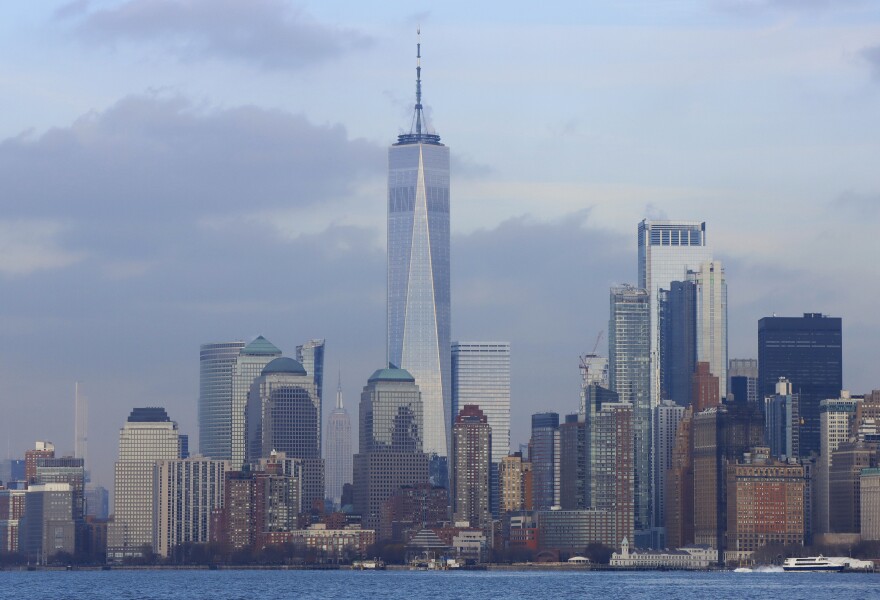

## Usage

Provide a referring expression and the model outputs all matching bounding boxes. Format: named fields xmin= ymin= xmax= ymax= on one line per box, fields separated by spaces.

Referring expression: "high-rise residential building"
xmin=386 ymin=37 xmax=451 ymax=458
xmin=815 ymin=393 xmax=860 ymax=535
xmin=353 ymin=367 xmax=429 ymax=531
xmin=24 ymin=441 xmax=55 ymax=484
xmin=451 ymin=342 xmax=510 ymax=516
xmin=559 ymin=414 xmax=586 ymax=511
xmin=764 ymin=377 xmax=800 ymax=459
xmin=199 ymin=341 xmax=246 ymax=461
xmin=692 ymin=361 xmax=720 ymax=413
xmin=728 ymin=359 xmax=758 ymax=404
xmin=665 ymin=406 xmax=694 ymax=549
xmin=758 ymin=314 xmax=843 ymax=457
xmin=498 ymin=453 xmax=532 ymax=514
xmin=296 ymin=339 xmax=326 ymax=409
xmin=609 ymin=284 xmax=651 ymax=537
xmin=451 ymin=405 xmax=491 ymax=529
xmin=231 ymin=336 xmax=283 ymax=468
xmin=589 ymin=401 xmax=635 ymax=544
xmin=153 ymin=457 xmax=230 ymax=557
xmin=692 ymin=400 xmax=765 ymax=555
xmin=18 ymin=483 xmax=75 ymax=563
xmin=246 ymin=356 xmax=323 ymax=511
xmin=654 ymin=400 xmax=685 ymax=535
xmin=529 ymin=412 xmax=559 ymax=510
xmin=0 ymin=486 xmax=27 ymax=553
xmin=325 ymin=375 xmax=352 ymax=508
xmin=107 ymin=407 xmax=185 ymax=561
xmin=726 ymin=448 xmax=805 ymax=554
xmin=380 ymin=483 xmax=449 ymax=542
xmin=692 ymin=261 xmax=727 ymax=399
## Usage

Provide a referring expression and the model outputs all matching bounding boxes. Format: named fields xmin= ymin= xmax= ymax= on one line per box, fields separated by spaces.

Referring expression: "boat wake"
xmin=734 ymin=566 xmax=784 ymax=573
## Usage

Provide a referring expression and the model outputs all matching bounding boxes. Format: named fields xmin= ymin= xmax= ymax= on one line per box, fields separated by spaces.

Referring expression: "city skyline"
xmin=1 ymin=2 xmax=880 ymax=493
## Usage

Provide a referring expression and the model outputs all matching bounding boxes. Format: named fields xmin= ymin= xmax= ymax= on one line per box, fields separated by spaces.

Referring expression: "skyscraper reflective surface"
xmin=199 ymin=341 xmax=246 ymax=460
xmin=387 ymin=37 xmax=451 ymax=457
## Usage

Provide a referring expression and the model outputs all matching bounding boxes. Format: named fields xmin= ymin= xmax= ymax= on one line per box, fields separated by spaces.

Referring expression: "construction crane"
xmin=579 ymin=331 xmax=605 ymax=386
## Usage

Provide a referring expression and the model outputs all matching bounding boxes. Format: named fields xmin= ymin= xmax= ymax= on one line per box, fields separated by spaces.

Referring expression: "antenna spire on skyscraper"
xmin=397 ymin=27 xmax=441 ymax=145
xmin=336 ymin=368 xmax=343 ymax=410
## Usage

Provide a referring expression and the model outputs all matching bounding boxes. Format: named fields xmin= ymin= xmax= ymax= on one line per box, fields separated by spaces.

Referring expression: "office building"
xmin=387 ymin=37 xmax=451 ymax=458
xmin=325 ymin=376 xmax=352 ymax=508
xmin=18 ymin=483 xmax=75 ymax=563
xmin=860 ymin=468 xmax=880 ymax=541
xmin=728 ymin=359 xmax=758 ymax=404
xmin=609 ymin=284 xmax=651 ymax=537
xmin=765 ymin=377 xmax=800 ymax=459
xmin=85 ymin=485 xmax=109 ymax=520
xmin=231 ymin=336 xmax=283 ymax=467
xmin=829 ymin=440 xmax=877 ymax=534
xmin=451 ymin=341 xmax=510 ymax=516
xmin=153 ymin=457 xmax=230 ymax=557
xmin=589 ymin=402 xmax=635 ymax=543
xmin=529 ymin=412 xmax=559 ymax=510
xmin=815 ymin=393 xmax=860 ymax=535
xmin=199 ymin=341 xmax=246 ymax=460
xmin=660 ymin=280 xmax=696 ymax=407
xmin=758 ymin=314 xmax=842 ymax=457
xmin=353 ymin=367 xmax=429 ymax=531
xmin=380 ymin=483 xmax=449 ymax=542
xmin=451 ymin=405 xmax=491 ymax=529
xmin=296 ymin=338 xmax=326 ymax=409
xmin=246 ymin=356 xmax=323 ymax=511
xmin=107 ymin=407 xmax=185 ymax=560
xmin=726 ymin=448 xmax=805 ymax=554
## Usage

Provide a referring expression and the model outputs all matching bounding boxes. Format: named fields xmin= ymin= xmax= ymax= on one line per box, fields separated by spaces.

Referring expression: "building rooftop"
xmin=127 ymin=407 xmax=170 ymax=422
xmin=241 ymin=335 xmax=282 ymax=357
xmin=368 ymin=365 xmax=416 ymax=384
xmin=261 ymin=356 xmax=307 ymax=376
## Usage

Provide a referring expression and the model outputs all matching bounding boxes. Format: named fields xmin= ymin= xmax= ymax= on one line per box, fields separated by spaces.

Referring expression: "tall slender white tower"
xmin=324 ymin=373 xmax=352 ymax=507
xmin=387 ymin=31 xmax=451 ymax=457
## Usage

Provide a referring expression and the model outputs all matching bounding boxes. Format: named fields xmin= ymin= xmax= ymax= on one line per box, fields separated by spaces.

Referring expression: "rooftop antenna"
xmin=415 ymin=27 xmax=423 ymax=136
xmin=336 ymin=368 xmax=343 ymax=410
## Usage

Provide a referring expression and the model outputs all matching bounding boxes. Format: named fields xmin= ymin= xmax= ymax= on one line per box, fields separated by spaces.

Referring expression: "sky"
xmin=1 ymin=0 xmax=879 ymax=489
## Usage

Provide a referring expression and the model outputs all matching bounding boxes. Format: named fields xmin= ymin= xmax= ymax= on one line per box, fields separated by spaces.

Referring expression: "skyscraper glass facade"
xmin=758 ymin=313 xmax=842 ymax=457
xmin=199 ymin=341 xmax=246 ymax=460
xmin=231 ymin=336 xmax=282 ymax=468
xmin=451 ymin=341 xmax=510 ymax=514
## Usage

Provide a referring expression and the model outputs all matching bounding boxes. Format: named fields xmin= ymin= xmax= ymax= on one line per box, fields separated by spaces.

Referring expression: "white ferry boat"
xmin=782 ymin=556 xmax=845 ymax=572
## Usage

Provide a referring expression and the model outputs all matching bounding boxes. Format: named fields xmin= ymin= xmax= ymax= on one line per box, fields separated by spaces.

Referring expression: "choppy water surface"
xmin=0 ymin=569 xmax=876 ymax=600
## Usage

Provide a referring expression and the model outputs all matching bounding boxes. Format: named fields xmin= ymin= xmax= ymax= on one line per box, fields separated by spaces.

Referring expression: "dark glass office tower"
xmin=660 ymin=281 xmax=697 ymax=407
xmin=758 ymin=313 xmax=842 ymax=457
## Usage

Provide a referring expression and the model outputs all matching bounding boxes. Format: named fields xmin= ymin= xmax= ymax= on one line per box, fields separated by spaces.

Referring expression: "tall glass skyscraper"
xmin=758 ymin=313 xmax=842 ymax=457
xmin=199 ymin=341 xmax=246 ymax=460
xmin=387 ymin=36 xmax=451 ymax=457
xmin=452 ymin=342 xmax=510 ymax=516
xmin=609 ymin=284 xmax=651 ymax=537
xmin=231 ymin=336 xmax=282 ymax=468
xmin=296 ymin=339 xmax=326 ymax=411
xmin=638 ymin=220 xmax=713 ymax=409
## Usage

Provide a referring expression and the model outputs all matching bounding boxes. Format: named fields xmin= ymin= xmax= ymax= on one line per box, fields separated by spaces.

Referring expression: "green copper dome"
xmin=261 ymin=357 xmax=307 ymax=376
xmin=368 ymin=365 xmax=415 ymax=383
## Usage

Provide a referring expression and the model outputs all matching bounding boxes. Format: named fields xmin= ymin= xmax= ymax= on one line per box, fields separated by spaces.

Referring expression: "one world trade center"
xmin=387 ymin=33 xmax=451 ymax=457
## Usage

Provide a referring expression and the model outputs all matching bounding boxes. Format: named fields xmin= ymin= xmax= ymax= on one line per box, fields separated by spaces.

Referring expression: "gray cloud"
xmin=862 ymin=45 xmax=880 ymax=80
xmin=717 ymin=0 xmax=866 ymax=14
xmin=0 ymin=93 xmax=383 ymax=263
xmin=831 ymin=190 xmax=880 ymax=217
xmin=62 ymin=0 xmax=371 ymax=70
